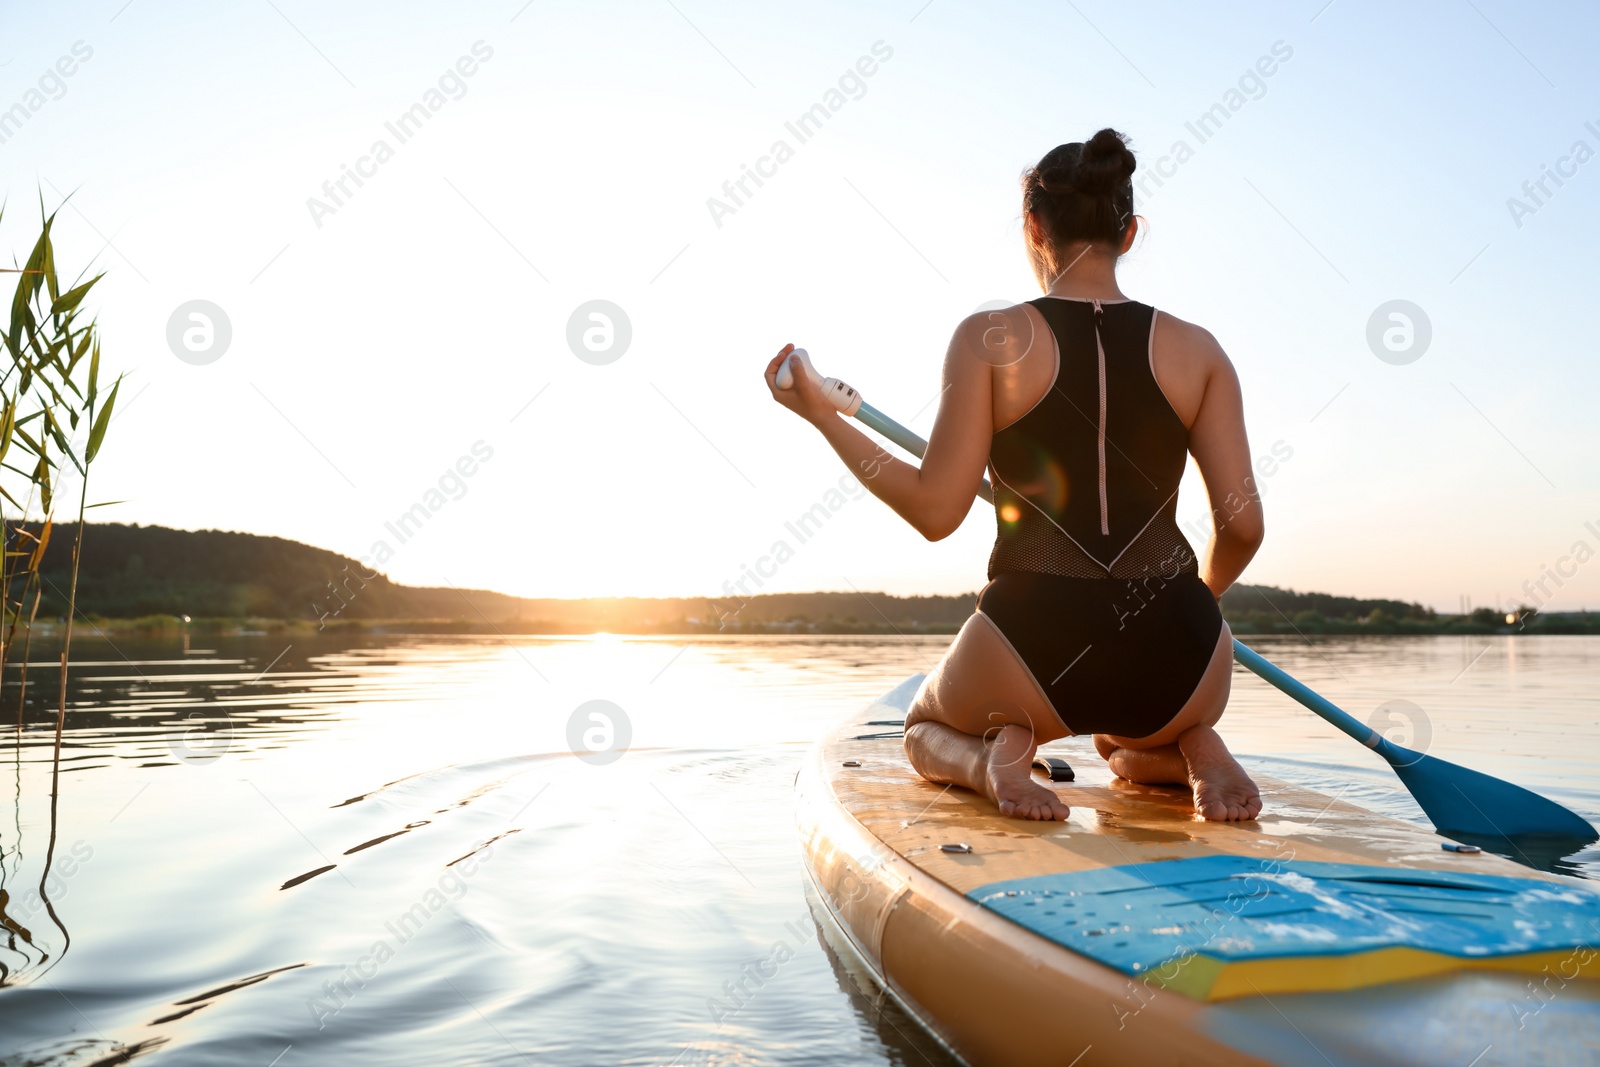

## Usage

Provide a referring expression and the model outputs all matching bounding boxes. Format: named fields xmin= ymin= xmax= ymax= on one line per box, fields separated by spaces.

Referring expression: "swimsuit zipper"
xmin=1093 ymin=300 xmax=1109 ymax=535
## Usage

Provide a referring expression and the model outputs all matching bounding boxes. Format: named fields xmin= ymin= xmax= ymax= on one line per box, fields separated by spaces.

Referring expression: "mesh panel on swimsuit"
xmin=988 ymin=492 xmax=1199 ymax=580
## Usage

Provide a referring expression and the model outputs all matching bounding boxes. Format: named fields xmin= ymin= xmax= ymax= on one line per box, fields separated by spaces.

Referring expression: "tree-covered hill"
xmin=26 ymin=522 xmax=1594 ymax=635
xmin=33 ymin=523 xmax=524 ymax=623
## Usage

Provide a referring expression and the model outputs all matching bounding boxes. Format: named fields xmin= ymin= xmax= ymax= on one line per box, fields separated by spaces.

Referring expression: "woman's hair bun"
xmin=1020 ymin=128 xmax=1138 ymax=265
xmin=1075 ymin=128 xmax=1136 ymax=194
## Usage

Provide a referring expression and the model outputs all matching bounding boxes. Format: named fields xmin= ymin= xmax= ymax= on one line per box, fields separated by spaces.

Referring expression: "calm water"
xmin=1 ymin=633 xmax=1597 ymax=1066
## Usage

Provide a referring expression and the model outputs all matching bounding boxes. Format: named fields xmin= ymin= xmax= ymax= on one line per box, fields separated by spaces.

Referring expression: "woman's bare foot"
xmin=1100 ymin=739 xmax=1190 ymax=786
xmin=984 ymin=724 xmax=1070 ymax=820
xmin=1178 ymin=725 xmax=1262 ymax=821
xmin=904 ymin=720 xmax=1068 ymax=820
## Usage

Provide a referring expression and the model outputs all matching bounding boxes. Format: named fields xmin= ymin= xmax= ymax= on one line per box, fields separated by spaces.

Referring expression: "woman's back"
xmin=983 ymin=296 xmax=1253 ymax=576
xmin=968 ymin=286 xmax=1250 ymax=740
xmin=988 ymin=296 xmax=1191 ymax=581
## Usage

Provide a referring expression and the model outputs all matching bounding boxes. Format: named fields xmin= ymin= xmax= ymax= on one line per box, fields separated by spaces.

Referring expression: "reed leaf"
xmin=0 ymin=394 xmax=14 ymax=464
xmin=88 ymin=336 xmax=100 ymax=406
xmin=68 ymin=328 xmax=92 ymax=372
xmin=30 ymin=519 xmax=52 ymax=570
xmin=12 ymin=423 xmax=45 ymax=456
xmin=9 ymin=227 xmax=48 ymax=344
xmin=86 ymin=378 xmax=119 ymax=464
xmin=48 ymin=275 xmax=98 ymax=318
xmin=42 ymin=408 xmax=82 ymax=476
xmin=33 ymin=455 xmax=51 ymax=513
xmin=40 ymin=213 xmax=58 ymax=306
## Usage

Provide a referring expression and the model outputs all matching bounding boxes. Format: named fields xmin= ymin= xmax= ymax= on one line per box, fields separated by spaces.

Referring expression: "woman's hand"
xmin=764 ymin=343 xmax=840 ymax=426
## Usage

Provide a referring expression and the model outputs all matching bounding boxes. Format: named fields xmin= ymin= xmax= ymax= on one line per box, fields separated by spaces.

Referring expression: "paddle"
xmin=775 ymin=350 xmax=1599 ymax=844
xmin=1230 ymin=642 xmax=1596 ymax=841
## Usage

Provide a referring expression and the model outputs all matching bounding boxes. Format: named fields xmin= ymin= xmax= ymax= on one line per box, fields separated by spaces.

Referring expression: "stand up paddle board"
xmin=797 ymin=675 xmax=1600 ymax=1067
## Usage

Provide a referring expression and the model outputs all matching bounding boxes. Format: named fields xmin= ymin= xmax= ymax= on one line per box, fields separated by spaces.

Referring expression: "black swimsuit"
xmin=977 ymin=297 xmax=1222 ymax=739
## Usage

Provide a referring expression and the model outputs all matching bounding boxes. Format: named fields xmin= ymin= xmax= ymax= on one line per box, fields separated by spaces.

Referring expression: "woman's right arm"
xmin=1184 ymin=333 xmax=1265 ymax=600
xmin=763 ymin=315 xmax=998 ymax=542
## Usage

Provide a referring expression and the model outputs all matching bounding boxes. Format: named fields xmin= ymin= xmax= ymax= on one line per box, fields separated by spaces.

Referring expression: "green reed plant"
xmin=1 ymin=202 xmax=122 ymax=779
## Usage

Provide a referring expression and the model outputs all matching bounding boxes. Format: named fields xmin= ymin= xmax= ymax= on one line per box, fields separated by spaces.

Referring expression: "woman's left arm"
xmin=763 ymin=315 xmax=996 ymax=541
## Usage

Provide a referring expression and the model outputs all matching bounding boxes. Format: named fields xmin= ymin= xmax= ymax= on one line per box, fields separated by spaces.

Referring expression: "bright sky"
xmin=3 ymin=1 xmax=1597 ymax=612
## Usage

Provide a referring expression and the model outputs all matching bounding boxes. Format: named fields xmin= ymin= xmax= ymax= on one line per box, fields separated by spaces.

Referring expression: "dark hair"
xmin=1022 ymin=128 xmax=1137 ymax=266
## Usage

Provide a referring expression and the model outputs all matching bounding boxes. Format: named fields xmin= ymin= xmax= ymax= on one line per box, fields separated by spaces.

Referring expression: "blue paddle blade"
xmin=1231 ymin=640 xmax=1597 ymax=844
xmin=1376 ymin=738 xmax=1599 ymax=842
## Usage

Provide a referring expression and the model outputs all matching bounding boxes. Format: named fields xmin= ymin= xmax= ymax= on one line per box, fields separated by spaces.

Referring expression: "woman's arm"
xmin=763 ymin=316 xmax=997 ymax=541
xmin=1183 ymin=330 xmax=1265 ymax=599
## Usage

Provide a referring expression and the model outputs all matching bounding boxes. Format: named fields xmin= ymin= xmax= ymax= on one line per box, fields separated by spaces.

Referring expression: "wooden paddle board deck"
xmin=796 ymin=675 xmax=1600 ymax=1067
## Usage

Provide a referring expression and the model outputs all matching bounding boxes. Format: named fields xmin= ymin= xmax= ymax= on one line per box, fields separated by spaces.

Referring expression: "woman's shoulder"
xmin=946 ymin=300 xmax=1053 ymax=376
xmin=1152 ymin=307 xmax=1229 ymax=369
xmin=1150 ymin=308 xmax=1237 ymax=427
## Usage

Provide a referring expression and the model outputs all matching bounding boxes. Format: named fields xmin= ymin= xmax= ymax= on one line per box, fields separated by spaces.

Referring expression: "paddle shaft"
xmin=1229 ymin=639 xmax=1384 ymax=750
xmin=855 ymin=402 xmax=995 ymax=503
xmin=854 ymin=400 xmax=928 ymax=462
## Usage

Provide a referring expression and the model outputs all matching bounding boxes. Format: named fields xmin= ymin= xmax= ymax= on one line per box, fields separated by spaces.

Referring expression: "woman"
xmin=764 ymin=128 xmax=1263 ymax=823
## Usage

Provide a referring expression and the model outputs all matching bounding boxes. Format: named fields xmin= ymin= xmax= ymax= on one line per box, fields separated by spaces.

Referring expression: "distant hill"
xmin=34 ymin=523 xmax=523 ymax=623
xmin=30 ymin=523 xmax=972 ymax=632
xmin=23 ymin=523 xmax=1594 ymax=635
xmin=1220 ymin=585 xmax=1428 ymax=624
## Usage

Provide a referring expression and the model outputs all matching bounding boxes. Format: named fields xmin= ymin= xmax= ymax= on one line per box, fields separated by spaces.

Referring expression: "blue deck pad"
xmin=970 ymin=856 xmax=1600 ymax=977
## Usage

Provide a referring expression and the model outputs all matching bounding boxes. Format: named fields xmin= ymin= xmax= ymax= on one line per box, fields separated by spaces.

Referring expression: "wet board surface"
xmin=798 ymin=674 xmax=1600 ymax=1067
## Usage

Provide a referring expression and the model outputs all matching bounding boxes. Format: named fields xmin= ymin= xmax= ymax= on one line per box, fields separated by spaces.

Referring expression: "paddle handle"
xmin=777 ymin=350 xmax=994 ymax=503
xmin=775 ymin=349 xmax=865 ymax=417
xmin=1231 ymin=639 xmax=1382 ymax=750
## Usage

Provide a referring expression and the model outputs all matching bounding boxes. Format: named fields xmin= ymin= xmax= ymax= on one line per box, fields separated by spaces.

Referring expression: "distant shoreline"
xmin=39 ymin=611 xmax=1600 ymax=639
xmin=26 ymin=523 xmax=1595 ymax=638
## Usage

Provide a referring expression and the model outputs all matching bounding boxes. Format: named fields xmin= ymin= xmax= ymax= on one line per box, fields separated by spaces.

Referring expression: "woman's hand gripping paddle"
xmin=774 ymin=348 xmax=1597 ymax=845
xmin=774 ymin=348 xmax=992 ymax=502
